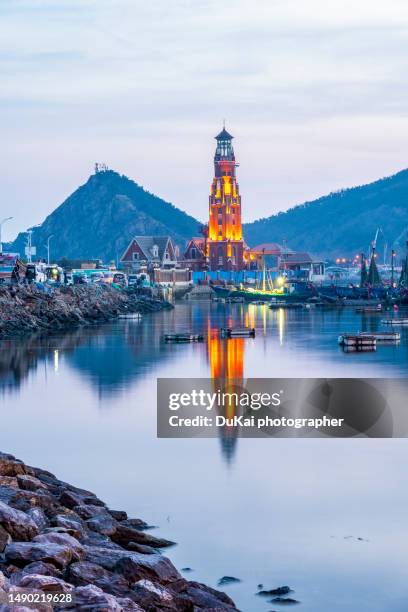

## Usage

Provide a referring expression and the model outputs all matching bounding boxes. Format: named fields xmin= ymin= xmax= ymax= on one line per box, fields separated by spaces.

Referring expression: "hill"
xmin=9 ymin=170 xmax=200 ymax=262
xmin=243 ymin=168 xmax=408 ymax=259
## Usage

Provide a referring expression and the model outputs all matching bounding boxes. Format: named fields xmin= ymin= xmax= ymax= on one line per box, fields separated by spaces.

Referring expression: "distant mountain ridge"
xmin=243 ymin=168 xmax=408 ymax=259
xmin=10 ymin=170 xmax=200 ymax=262
xmin=9 ymin=166 xmax=408 ymax=263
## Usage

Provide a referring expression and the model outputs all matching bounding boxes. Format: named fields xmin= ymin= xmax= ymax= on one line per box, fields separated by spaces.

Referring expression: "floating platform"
xmin=220 ymin=327 xmax=256 ymax=338
xmin=339 ymin=332 xmax=400 ymax=346
xmin=338 ymin=334 xmax=377 ymax=350
xmin=118 ymin=312 xmax=142 ymax=320
xmin=382 ymin=319 xmax=408 ymax=326
xmin=164 ymin=332 xmax=204 ymax=343
xmin=355 ymin=307 xmax=383 ymax=314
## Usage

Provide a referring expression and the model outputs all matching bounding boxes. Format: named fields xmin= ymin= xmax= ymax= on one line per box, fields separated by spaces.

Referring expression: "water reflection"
xmin=1 ymin=303 xmax=408 ymax=612
xmin=2 ymin=302 xmax=407 ymax=400
xmin=206 ymin=321 xmax=245 ymax=464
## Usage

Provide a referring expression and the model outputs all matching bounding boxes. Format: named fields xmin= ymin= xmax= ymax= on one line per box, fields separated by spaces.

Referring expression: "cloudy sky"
xmin=2 ymin=0 xmax=408 ymax=241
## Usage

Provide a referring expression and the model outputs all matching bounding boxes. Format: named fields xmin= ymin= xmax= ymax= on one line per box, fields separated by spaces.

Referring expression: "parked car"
xmin=127 ymin=274 xmax=138 ymax=286
xmin=73 ymin=272 xmax=88 ymax=284
xmin=90 ymin=271 xmax=105 ymax=283
xmin=25 ymin=264 xmax=37 ymax=283
xmin=113 ymin=272 xmax=127 ymax=287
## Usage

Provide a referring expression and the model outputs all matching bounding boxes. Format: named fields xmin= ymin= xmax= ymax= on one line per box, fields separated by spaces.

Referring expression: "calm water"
xmin=1 ymin=302 xmax=408 ymax=612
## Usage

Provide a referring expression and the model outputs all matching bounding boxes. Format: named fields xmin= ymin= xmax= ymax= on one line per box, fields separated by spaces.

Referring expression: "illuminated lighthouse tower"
xmin=208 ymin=127 xmax=244 ymax=270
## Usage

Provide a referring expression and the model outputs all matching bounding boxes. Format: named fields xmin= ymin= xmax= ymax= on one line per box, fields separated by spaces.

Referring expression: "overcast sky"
xmin=2 ymin=0 xmax=408 ymax=241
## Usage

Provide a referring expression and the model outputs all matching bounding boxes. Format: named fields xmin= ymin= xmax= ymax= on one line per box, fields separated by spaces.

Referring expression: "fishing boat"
xmin=212 ymin=280 xmax=314 ymax=304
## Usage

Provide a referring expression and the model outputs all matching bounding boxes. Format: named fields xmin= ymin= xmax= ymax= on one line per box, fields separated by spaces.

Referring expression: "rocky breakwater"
xmin=0 ymin=285 xmax=172 ymax=337
xmin=0 ymin=451 xmax=238 ymax=611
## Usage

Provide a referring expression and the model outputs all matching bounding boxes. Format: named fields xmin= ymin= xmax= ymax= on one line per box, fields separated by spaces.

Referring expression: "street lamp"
xmin=45 ymin=235 xmax=54 ymax=265
xmin=0 ymin=217 xmax=13 ymax=254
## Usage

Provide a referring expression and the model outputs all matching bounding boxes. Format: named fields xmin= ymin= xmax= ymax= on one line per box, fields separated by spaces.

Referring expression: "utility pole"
xmin=45 ymin=235 xmax=54 ymax=265
xmin=26 ymin=230 xmax=33 ymax=263
xmin=391 ymin=249 xmax=396 ymax=286
xmin=0 ymin=217 xmax=13 ymax=254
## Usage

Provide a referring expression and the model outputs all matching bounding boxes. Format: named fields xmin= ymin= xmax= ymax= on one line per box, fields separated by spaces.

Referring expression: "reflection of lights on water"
xmin=248 ymin=305 xmax=255 ymax=329
xmin=278 ymin=308 xmax=285 ymax=345
xmin=262 ymin=304 xmax=267 ymax=335
xmin=53 ymin=349 xmax=59 ymax=372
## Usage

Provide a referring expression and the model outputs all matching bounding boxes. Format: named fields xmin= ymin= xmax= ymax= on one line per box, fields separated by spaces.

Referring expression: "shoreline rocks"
xmin=0 ymin=451 xmax=238 ymax=611
xmin=0 ymin=284 xmax=172 ymax=338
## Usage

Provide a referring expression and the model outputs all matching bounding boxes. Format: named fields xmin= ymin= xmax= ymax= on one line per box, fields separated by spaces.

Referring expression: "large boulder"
xmin=172 ymin=580 xmax=238 ymax=611
xmin=74 ymin=584 xmax=143 ymax=611
xmin=16 ymin=573 xmax=73 ymax=594
xmin=67 ymin=561 xmax=131 ymax=598
xmin=0 ymin=501 xmax=39 ymax=541
xmin=0 ymin=454 xmax=31 ymax=477
xmin=114 ymin=554 xmax=181 ymax=585
xmin=50 ymin=514 xmax=85 ymax=538
xmin=5 ymin=541 xmax=74 ymax=569
xmin=59 ymin=488 xmax=105 ymax=510
xmin=27 ymin=508 xmax=49 ymax=532
xmin=8 ymin=490 xmax=59 ymax=516
xmin=86 ymin=514 xmax=118 ymax=537
xmin=131 ymin=579 xmax=178 ymax=610
xmin=21 ymin=561 xmax=62 ymax=578
xmin=81 ymin=545 xmax=181 ymax=585
xmin=112 ymin=524 xmax=174 ymax=549
xmin=16 ymin=475 xmax=49 ymax=493
xmin=32 ymin=532 xmax=84 ymax=562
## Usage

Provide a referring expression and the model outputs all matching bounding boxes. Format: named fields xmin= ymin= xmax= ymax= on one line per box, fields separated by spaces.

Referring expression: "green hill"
xmin=243 ymin=168 xmax=408 ymax=259
xmin=10 ymin=170 xmax=200 ymax=262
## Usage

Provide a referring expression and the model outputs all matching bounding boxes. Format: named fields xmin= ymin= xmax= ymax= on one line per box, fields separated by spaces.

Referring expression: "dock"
xmin=164 ymin=332 xmax=204 ymax=343
xmin=381 ymin=318 xmax=408 ymax=325
xmin=118 ymin=312 xmax=142 ymax=320
xmin=220 ymin=327 xmax=256 ymax=338
xmin=339 ymin=331 xmax=400 ymax=345
xmin=355 ymin=307 xmax=383 ymax=314
xmin=269 ymin=302 xmax=304 ymax=310
xmin=338 ymin=334 xmax=377 ymax=350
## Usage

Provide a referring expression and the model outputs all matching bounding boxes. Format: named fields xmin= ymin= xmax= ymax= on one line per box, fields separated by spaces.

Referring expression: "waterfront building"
xmin=183 ymin=236 xmax=207 ymax=271
xmin=120 ymin=236 xmax=178 ymax=273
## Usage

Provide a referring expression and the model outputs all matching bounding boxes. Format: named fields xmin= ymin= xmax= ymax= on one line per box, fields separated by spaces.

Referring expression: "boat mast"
xmin=262 ymin=249 xmax=266 ymax=292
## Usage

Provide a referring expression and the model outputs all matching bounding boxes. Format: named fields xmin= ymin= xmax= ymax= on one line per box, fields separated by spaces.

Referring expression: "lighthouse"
xmin=207 ymin=127 xmax=245 ymax=270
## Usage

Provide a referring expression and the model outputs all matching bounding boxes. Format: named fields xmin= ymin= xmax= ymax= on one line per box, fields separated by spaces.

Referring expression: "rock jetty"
xmin=0 ymin=451 xmax=238 ymax=611
xmin=0 ymin=285 xmax=172 ymax=337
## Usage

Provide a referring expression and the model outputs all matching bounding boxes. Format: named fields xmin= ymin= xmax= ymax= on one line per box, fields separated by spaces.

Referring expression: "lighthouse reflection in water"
xmin=206 ymin=306 xmax=258 ymax=464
